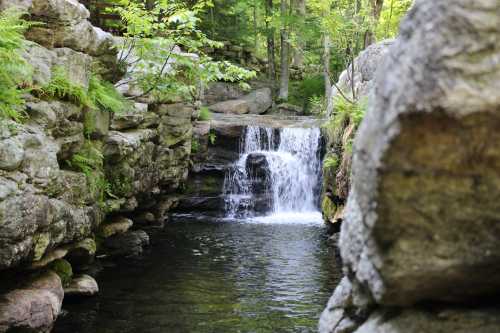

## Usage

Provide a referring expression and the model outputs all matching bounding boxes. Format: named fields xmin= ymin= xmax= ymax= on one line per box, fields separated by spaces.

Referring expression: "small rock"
xmin=99 ymin=217 xmax=133 ymax=238
xmin=0 ymin=137 xmax=24 ymax=171
xmin=64 ymin=274 xmax=99 ymax=297
xmin=102 ymin=230 xmax=150 ymax=257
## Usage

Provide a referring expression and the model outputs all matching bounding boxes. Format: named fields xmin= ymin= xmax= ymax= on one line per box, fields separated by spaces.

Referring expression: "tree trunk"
xmin=253 ymin=0 xmax=258 ymax=52
xmin=323 ymin=34 xmax=332 ymax=102
xmin=278 ymin=0 xmax=289 ymax=100
xmin=364 ymin=0 xmax=384 ymax=48
xmin=291 ymin=0 xmax=306 ymax=69
xmin=265 ymin=0 xmax=276 ymax=82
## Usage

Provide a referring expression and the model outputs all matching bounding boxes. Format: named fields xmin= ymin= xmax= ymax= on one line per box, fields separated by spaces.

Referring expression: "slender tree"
xmin=265 ymin=0 xmax=277 ymax=82
xmin=278 ymin=0 xmax=290 ymax=100
xmin=291 ymin=0 xmax=306 ymax=69
xmin=364 ymin=0 xmax=384 ymax=48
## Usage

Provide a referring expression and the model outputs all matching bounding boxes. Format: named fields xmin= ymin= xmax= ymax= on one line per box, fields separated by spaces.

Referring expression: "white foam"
xmin=246 ymin=211 xmax=324 ymax=225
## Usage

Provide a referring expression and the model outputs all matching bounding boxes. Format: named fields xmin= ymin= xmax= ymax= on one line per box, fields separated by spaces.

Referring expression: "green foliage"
xmin=68 ymin=140 xmax=112 ymax=207
xmin=208 ymin=130 xmax=217 ymax=145
xmin=191 ymin=138 xmax=200 ymax=153
xmin=0 ymin=10 xmax=32 ymax=121
xmin=323 ymin=95 xmax=367 ymax=139
xmin=323 ymin=154 xmax=339 ymax=171
xmin=40 ymin=68 xmax=126 ymax=114
xmin=376 ymin=0 xmax=413 ymax=40
xmin=308 ymin=95 xmax=327 ymax=115
xmin=114 ymin=0 xmax=256 ymax=103
xmin=39 ymin=67 xmax=92 ymax=107
xmin=88 ymin=75 xmax=128 ymax=113
xmin=198 ymin=106 xmax=212 ymax=121
xmin=288 ymin=75 xmax=325 ymax=113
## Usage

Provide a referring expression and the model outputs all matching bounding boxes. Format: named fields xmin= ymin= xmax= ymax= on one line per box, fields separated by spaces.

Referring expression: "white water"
xmin=223 ymin=126 xmax=322 ymax=222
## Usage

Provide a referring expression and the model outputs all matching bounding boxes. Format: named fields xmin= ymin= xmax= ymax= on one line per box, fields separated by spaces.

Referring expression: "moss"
xmin=108 ymin=171 xmax=134 ymax=198
xmin=32 ymin=233 xmax=50 ymax=261
xmin=49 ymin=259 xmax=73 ymax=287
xmin=322 ymin=196 xmax=337 ymax=223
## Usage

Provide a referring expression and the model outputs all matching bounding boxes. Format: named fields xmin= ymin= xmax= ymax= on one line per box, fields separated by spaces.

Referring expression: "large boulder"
xmin=0 ymin=271 xmax=64 ymax=333
xmin=242 ymin=87 xmax=272 ymax=114
xmin=208 ymin=88 xmax=272 ymax=115
xmin=341 ymin=0 xmax=500 ymax=306
xmin=321 ymin=0 xmax=500 ymax=332
xmin=209 ymin=99 xmax=250 ymax=114
xmin=356 ymin=307 xmax=500 ymax=333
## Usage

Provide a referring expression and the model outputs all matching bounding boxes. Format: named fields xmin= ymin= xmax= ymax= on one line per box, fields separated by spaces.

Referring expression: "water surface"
xmin=54 ymin=214 xmax=341 ymax=333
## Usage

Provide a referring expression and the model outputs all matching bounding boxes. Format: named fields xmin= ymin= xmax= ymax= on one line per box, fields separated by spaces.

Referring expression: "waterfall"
xmin=223 ymin=126 xmax=322 ymax=218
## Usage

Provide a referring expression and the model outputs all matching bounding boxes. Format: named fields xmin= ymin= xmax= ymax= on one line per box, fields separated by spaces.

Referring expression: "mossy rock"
xmin=49 ymin=259 xmax=73 ymax=287
xmin=322 ymin=196 xmax=337 ymax=224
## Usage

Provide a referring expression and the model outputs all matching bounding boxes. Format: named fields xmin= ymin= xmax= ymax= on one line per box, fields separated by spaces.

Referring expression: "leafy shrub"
xmin=288 ymin=75 xmax=325 ymax=113
xmin=198 ymin=106 xmax=212 ymax=121
xmin=0 ymin=10 xmax=32 ymax=121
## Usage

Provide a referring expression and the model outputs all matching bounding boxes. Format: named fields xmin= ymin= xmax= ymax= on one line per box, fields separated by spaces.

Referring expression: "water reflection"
xmin=54 ymin=215 xmax=341 ymax=333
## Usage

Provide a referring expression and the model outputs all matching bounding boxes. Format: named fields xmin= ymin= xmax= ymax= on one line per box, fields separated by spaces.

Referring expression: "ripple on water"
xmin=53 ymin=214 xmax=342 ymax=333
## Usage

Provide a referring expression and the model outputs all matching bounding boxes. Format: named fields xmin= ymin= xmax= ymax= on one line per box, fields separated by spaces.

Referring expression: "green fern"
xmin=0 ymin=9 xmax=32 ymax=121
xmin=38 ymin=66 xmax=92 ymax=107
xmin=88 ymin=75 xmax=127 ymax=113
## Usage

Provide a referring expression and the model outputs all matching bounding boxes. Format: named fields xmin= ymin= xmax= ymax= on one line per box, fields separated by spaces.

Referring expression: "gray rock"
xmin=202 ymin=82 xmax=246 ymax=105
xmin=23 ymin=43 xmax=93 ymax=88
xmin=29 ymin=0 xmax=90 ymax=24
xmin=64 ymin=274 xmax=98 ymax=297
xmin=209 ymin=99 xmax=250 ymax=115
xmin=99 ymin=217 xmax=133 ymax=238
xmin=25 ymin=19 xmax=115 ymax=58
xmin=339 ymin=0 xmax=500 ymax=307
xmin=102 ymin=230 xmax=150 ymax=257
xmin=242 ymin=87 xmax=272 ymax=114
xmin=326 ymin=40 xmax=393 ymax=116
xmin=85 ymin=109 xmax=110 ymax=138
xmin=111 ymin=103 xmax=149 ymax=130
xmin=0 ymin=271 xmax=63 ymax=333
xmin=0 ymin=137 xmax=24 ymax=171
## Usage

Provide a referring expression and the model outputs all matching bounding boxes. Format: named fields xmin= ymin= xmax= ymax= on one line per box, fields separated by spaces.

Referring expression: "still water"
xmin=53 ymin=213 xmax=340 ymax=333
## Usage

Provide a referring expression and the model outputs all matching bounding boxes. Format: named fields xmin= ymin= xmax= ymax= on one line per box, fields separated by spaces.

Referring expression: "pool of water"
xmin=53 ymin=213 xmax=341 ymax=333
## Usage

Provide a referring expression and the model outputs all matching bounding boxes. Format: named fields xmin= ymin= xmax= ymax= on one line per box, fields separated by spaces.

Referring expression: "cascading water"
xmin=223 ymin=126 xmax=322 ymax=219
